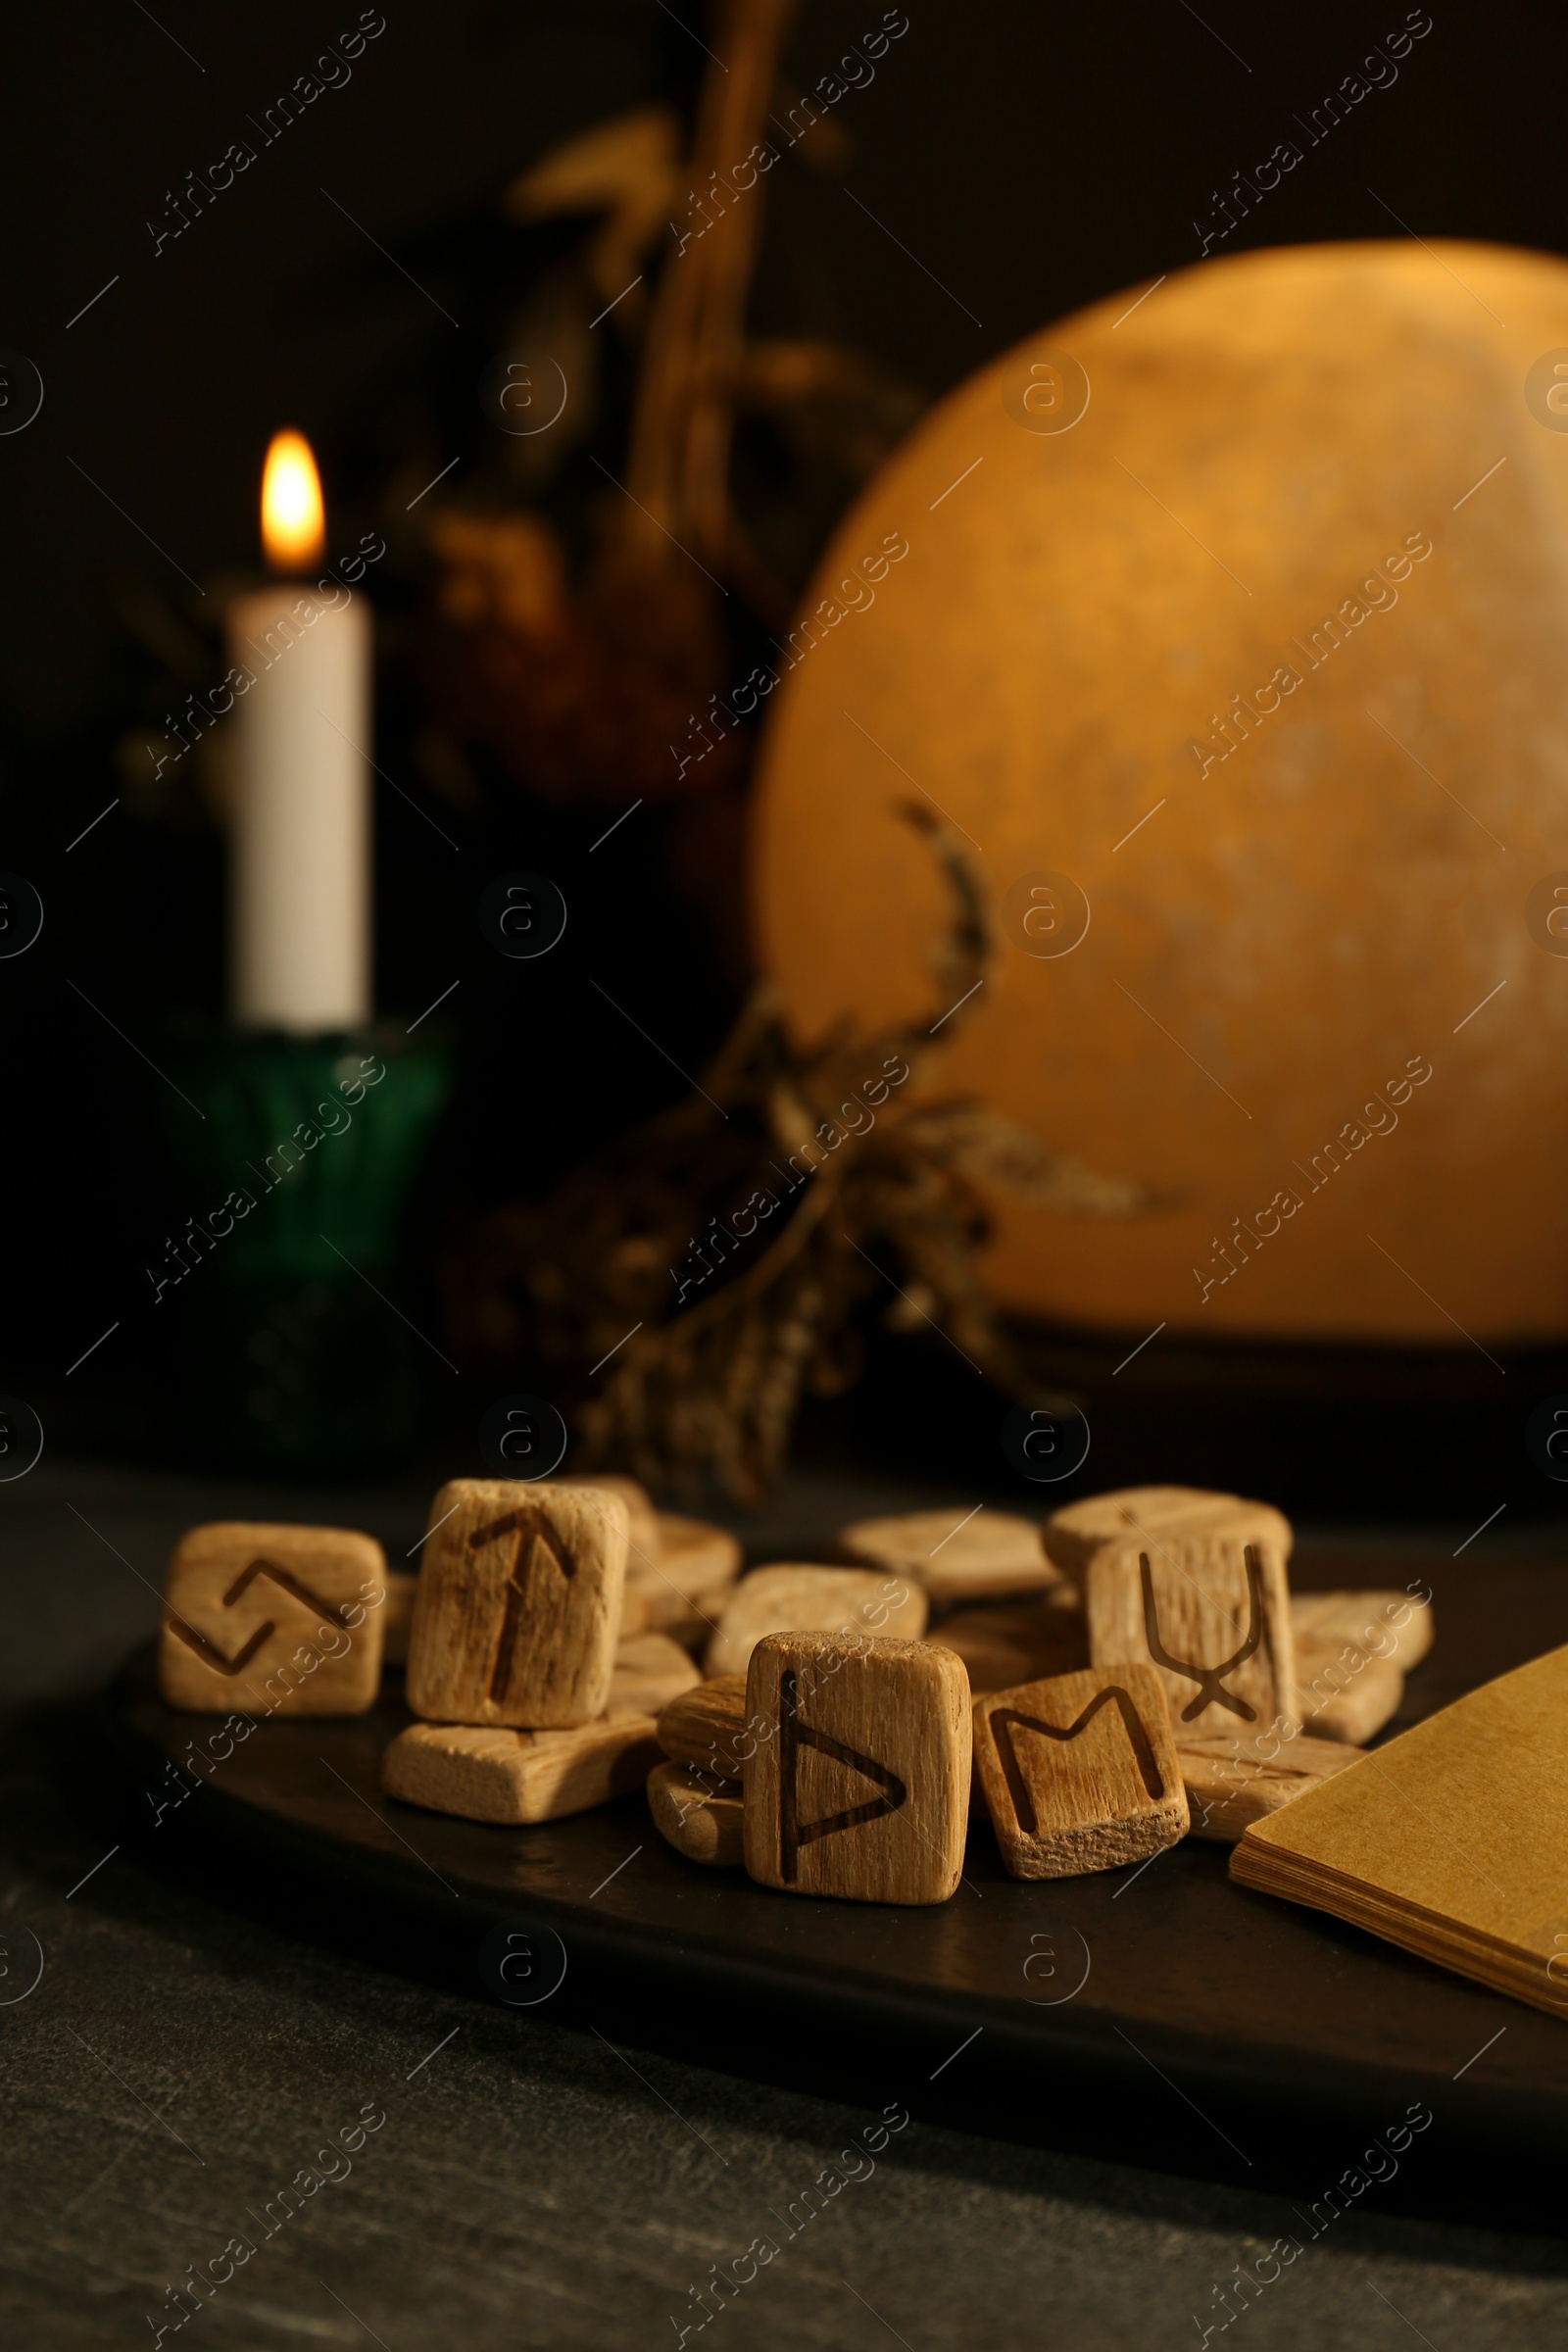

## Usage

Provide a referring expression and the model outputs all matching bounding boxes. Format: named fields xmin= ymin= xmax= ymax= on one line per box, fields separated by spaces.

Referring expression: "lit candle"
xmin=228 ymin=430 xmax=370 ymax=1032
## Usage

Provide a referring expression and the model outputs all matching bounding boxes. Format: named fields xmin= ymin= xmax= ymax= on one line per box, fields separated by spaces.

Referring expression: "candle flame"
xmin=260 ymin=430 xmax=325 ymax=572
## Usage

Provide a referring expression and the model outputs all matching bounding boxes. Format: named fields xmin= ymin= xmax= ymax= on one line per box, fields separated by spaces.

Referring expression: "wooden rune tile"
xmin=1180 ymin=1730 xmax=1361 ymax=1842
xmin=646 ymin=1759 xmax=745 ymax=1866
xmin=706 ymin=1564 xmax=927 ymax=1680
xmin=620 ymin=1514 xmax=742 ymax=1642
xmin=927 ymin=1596 xmax=1088 ymax=1693
xmin=607 ymin=1632 xmax=702 ymax=1719
xmin=1292 ymin=1588 xmax=1434 ymax=1671
xmin=1045 ymin=1487 xmax=1294 ymax=1587
xmin=157 ymin=1521 xmax=387 ymax=1715
xmin=381 ymin=1716 xmax=660 ymax=1825
xmin=656 ymin=1673 xmax=750 ymax=1777
xmin=1086 ymin=1531 xmax=1295 ymax=1738
xmin=742 ymin=1632 xmax=969 ymax=1905
xmin=405 ymin=1479 xmax=627 ymax=1728
xmin=555 ymin=1473 xmax=662 ymax=1559
xmin=1291 ymin=1631 xmax=1404 ymax=1744
xmin=838 ymin=1508 xmax=1068 ymax=1604
xmin=972 ymin=1664 xmax=1188 ymax=1880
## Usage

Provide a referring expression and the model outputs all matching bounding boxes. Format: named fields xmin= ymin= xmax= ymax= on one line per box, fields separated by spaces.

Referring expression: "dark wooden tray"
xmin=86 ymin=1538 xmax=1568 ymax=2226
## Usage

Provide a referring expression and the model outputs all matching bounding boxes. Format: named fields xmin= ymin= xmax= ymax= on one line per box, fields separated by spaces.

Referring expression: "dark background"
xmin=4 ymin=26 xmax=1566 ymax=2331
xmin=2 ymin=0 xmax=1565 ymax=1511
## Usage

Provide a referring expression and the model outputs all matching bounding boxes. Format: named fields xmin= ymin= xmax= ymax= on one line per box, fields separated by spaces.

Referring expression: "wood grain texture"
xmin=406 ymin=1479 xmax=627 ymax=1728
xmin=1086 ymin=1532 xmax=1295 ymax=1738
xmin=1293 ymin=1589 xmax=1435 ymax=1671
xmin=157 ymin=1521 xmax=386 ymax=1715
xmin=646 ymin=1759 xmax=745 ymax=1866
xmin=928 ymin=1597 xmax=1087 ymax=1694
xmin=743 ymin=1632 xmax=970 ymax=1905
xmin=838 ymin=1508 xmax=1068 ymax=1604
xmin=1179 ymin=1731 xmax=1361 ymax=1843
xmin=620 ymin=1514 xmax=741 ymax=1642
xmin=706 ymin=1564 xmax=926 ymax=1680
xmin=556 ymin=1474 xmax=662 ymax=1559
xmin=1291 ymin=1631 xmax=1403 ymax=1744
xmin=972 ymin=1664 xmax=1187 ymax=1880
xmin=381 ymin=1569 xmax=418 ymax=1667
xmin=1046 ymin=1488 xmax=1294 ymax=1587
xmin=656 ymin=1673 xmax=749 ymax=1776
xmin=608 ymin=1632 xmax=701 ymax=1718
xmin=659 ymin=1514 xmax=742 ymax=1592
xmin=381 ymin=1715 xmax=660 ymax=1825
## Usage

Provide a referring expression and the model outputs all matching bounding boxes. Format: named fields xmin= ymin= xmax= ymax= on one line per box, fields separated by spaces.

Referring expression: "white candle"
xmin=228 ymin=430 xmax=370 ymax=1032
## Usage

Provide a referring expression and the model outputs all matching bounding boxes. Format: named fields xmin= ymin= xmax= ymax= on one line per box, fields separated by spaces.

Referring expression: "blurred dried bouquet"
xmin=423 ymin=0 xmax=922 ymax=806
xmin=449 ymin=809 xmax=1157 ymax=1502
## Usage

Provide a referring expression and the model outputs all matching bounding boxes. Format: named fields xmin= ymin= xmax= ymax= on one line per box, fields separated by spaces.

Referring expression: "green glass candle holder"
xmin=154 ymin=1022 xmax=453 ymax=1471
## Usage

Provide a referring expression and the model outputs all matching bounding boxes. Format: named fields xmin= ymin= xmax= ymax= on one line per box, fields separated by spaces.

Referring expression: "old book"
xmin=608 ymin=1632 xmax=701 ymax=1718
xmin=406 ymin=1480 xmax=627 ymax=1729
xmin=646 ymin=1759 xmax=745 ymax=1866
xmin=656 ymin=1673 xmax=750 ymax=1777
xmin=382 ymin=1715 xmax=660 ymax=1825
xmin=380 ymin=1568 xmax=418 ymax=1667
xmin=1231 ymin=1644 xmax=1568 ymax=2017
xmin=705 ymin=1564 xmax=926 ymax=1681
xmin=1046 ymin=1487 xmax=1293 ymax=1587
xmin=620 ymin=1514 xmax=742 ymax=1642
xmin=743 ymin=1632 xmax=970 ymax=1905
xmin=158 ymin=1522 xmax=387 ymax=1715
xmin=1087 ymin=1531 xmax=1295 ymax=1739
xmin=838 ymin=1508 xmax=1069 ymax=1605
xmin=927 ymin=1597 xmax=1088 ymax=1693
xmin=1179 ymin=1730 xmax=1362 ymax=1843
xmin=973 ymin=1664 xmax=1188 ymax=1879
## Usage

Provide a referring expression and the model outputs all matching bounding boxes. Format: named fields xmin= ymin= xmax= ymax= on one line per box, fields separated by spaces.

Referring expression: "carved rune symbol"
xmin=168 ymin=1557 xmax=354 ymax=1676
xmin=990 ymin=1687 xmax=1165 ymax=1834
xmin=777 ymin=1667 xmax=907 ymax=1884
xmin=468 ymin=1508 xmax=575 ymax=1705
xmin=1140 ymin=1544 xmax=1263 ymax=1722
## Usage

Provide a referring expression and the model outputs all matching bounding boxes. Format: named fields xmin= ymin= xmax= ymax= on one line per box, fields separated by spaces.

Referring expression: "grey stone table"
xmin=3 ymin=1458 xmax=1567 ymax=2350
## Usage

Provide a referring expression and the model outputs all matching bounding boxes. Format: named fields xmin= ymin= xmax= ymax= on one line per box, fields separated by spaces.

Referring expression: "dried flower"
xmin=448 ymin=808 xmax=1157 ymax=1501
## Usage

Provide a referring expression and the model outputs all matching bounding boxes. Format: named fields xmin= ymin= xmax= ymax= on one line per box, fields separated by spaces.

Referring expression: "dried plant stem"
xmin=630 ymin=1154 xmax=844 ymax=1363
xmin=452 ymin=813 xmax=1159 ymax=1501
xmin=622 ymin=0 xmax=799 ymax=572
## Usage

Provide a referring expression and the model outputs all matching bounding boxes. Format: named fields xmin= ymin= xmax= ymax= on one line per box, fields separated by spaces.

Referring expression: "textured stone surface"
xmin=4 ymin=1461 xmax=1568 ymax=2346
xmin=753 ymin=240 xmax=1568 ymax=1341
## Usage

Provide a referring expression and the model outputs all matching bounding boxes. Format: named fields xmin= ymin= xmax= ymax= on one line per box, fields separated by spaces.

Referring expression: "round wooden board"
xmin=87 ymin=1564 xmax=1568 ymax=2224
